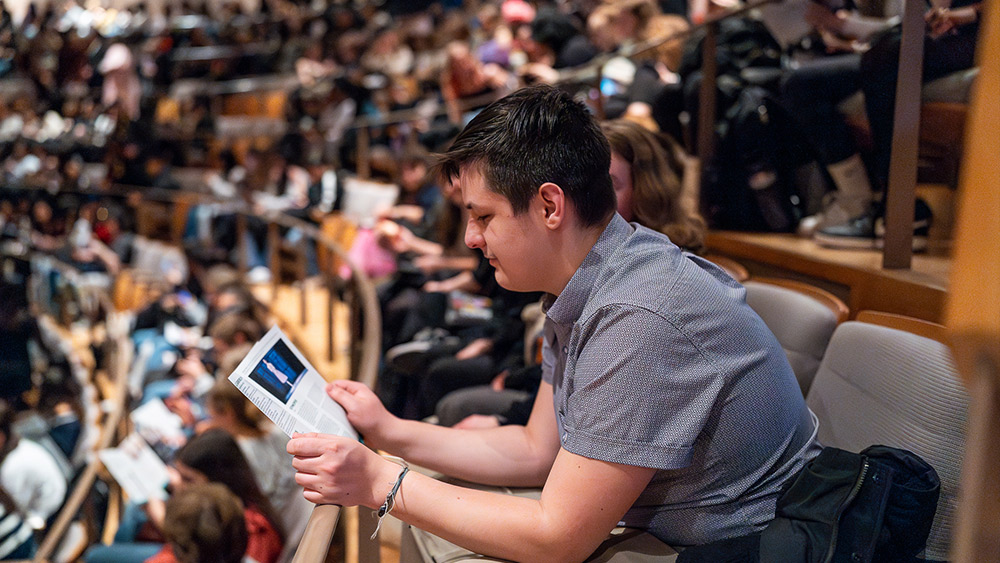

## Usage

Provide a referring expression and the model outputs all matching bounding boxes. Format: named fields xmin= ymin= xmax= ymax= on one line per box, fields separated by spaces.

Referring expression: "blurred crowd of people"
xmin=0 ymin=0 xmax=981 ymax=558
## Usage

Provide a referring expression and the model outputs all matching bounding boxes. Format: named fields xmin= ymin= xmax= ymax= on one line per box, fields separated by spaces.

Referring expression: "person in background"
xmin=601 ymin=118 xmax=706 ymax=253
xmin=201 ymin=381 xmax=313 ymax=546
xmin=147 ymin=483 xmax=247 ymax=563
xmin=86 ymin=429 xmax=283 ymax=563
xmin=0 ymin=486 xmax=34 ymax=561
xmin=0 ymin=400 xmax=67 ymax=531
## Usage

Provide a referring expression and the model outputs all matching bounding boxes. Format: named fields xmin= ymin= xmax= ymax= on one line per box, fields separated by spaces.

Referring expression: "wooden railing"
xmin=12 ymin=257 xmax=132 ymax=563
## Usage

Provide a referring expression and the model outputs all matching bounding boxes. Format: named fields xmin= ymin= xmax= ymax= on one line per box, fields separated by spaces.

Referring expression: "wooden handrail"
xmin=27 ymin=259 xmax=131 ymax=563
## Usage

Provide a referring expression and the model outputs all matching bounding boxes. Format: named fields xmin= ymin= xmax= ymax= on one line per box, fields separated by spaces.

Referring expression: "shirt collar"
xmin=545 ymin=214 xmax=634 ymax=327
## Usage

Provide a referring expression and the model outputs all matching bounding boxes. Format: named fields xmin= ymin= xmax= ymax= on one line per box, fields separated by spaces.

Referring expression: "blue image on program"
xmin=250 ymin=339 xmax=306 ymax=404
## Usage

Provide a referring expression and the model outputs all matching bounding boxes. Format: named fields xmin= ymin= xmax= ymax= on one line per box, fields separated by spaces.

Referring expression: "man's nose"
xmin=465 ymin=220 xmax=483 ymax=249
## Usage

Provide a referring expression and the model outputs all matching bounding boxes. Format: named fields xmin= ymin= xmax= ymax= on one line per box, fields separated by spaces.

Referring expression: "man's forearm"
xmin=386 ymin=448 xmax=655 ymax=563
xmin=372 ymin=385 xmax=559 ymax=487
xmin=374 ymin=418 xmax=554 ymax=487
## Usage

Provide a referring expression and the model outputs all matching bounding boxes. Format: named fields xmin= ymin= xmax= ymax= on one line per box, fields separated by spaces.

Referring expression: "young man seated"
xmin=288 ymin=85 xmax=820 ymax=561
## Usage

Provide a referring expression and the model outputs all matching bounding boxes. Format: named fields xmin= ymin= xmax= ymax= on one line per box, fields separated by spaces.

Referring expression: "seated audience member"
xmin=777 ymin=0 xmax=905 ymax=237
xmin=440 ymin=41 xmax=510 ymax=124
xmin=86 ymin=429 xmax=283 ymax=563
xmin=378 ymin=149 xmax=442 ymax=232
xmin=435 ymin=364 xmax=542 ymax=429
xmin=35 ymin=366 xmax=88 ymax=462
xmin=587 ymin=0 xmax=689 ymax=135
xmin=376 ymin=177 xmax=477 ymax=279
xmin=601 ymin=118 xmax=706 ymax=253
xmin=168 ymin=429 xmax=283 ymax=563
xmin=438 ymin=118 xmax=707 ymax=429
xmin=385 ymin=253 xmax=541 ymax=420
xmin=208 ymin=313 xmax=265 ymax=359
xmin=782 ymin=0 xmax=981 ymax=246
xmin=288 ymin=86 xmax=820 ymax=560
xmin=0 ymin=401 xmax=67 ymax=530
xmin=376 ymin=177 xmax=478 ymax=352
xmin=147 ymin=483 xmax=247 ymax=563
xmin=0 ymin=486 xmax=34 ymax=560
xmin=813 ymin=0 xmax=982 ymax=247
xmin=202 ymin=381 xmax=312 ymax=542
xmin=519 ymin=6 xmax=598 ymax=77
xmin=148 ymin=350 xmax=215 ymax=430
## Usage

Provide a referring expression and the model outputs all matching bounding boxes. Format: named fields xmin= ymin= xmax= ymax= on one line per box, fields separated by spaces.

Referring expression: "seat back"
xmin=805 ymin=320 xmax=969 ymax=560
xmin=703 ymin=254 xmax=749 ymax=282
xmin=744 ymin=278 xmax=848 ymax=395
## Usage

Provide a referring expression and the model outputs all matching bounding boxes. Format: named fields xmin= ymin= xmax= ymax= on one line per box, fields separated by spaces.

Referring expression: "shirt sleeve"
xmin=244 ymin=507 xmax=283 ymax=563
xmin=560 ymin=304 xmax=724 ymax=470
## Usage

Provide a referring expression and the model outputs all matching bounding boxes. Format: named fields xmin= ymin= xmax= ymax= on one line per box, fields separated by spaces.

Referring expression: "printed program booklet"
xmin=98 ymin=432 xmax=169 ymax=503
xmin=228 ymin=325 xmax=358 ymax=440
xmin=130 ymin=397 xmax=187 ymax=461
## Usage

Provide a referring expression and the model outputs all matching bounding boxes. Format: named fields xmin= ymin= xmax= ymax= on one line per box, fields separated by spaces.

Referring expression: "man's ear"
xmin=537 ymin=182 xmax=566 ymax=230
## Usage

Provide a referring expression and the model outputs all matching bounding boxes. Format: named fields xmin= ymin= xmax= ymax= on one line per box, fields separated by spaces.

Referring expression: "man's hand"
xmin=326 ymin=380 xmax=396 ymax=447
xmin=287 ymin=432 xmax=400 ymax=508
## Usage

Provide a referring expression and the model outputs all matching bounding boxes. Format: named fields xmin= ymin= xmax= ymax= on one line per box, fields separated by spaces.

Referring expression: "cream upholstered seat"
xmin=744 ymin=278 xmax=848 ymax=396
xmin=805 ymin=318 xmax=969 ymax=560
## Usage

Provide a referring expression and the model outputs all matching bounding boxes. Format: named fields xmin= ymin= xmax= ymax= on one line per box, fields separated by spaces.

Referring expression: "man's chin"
xmin=494 ymin=271 xmax=529 ymax=293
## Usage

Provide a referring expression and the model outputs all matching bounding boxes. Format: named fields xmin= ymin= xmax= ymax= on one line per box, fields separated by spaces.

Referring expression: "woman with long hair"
xmin=203 ymin=381 xmax=312 ymax=545
xmin=601 ymin=118 xmax=706 ymax=253
xmin=85 ymin=429 xmax=283 ymax=563
xmin=168 ymin=429 xmax=284 ymax=563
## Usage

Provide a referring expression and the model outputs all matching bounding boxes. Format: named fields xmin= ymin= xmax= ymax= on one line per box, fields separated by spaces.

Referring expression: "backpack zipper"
xmin=824 ymin=457 xmax=870 ymax=563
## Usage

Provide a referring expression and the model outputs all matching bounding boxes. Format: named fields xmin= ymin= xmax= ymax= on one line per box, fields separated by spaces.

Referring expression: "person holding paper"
xmin=86 ymin=429 xmax=283 ymax=563
xmin=288 ymin=86 xmax=819 ymax=561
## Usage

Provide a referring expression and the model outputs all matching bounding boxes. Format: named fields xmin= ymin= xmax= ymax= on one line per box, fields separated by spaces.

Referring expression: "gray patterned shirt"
xmin=542 ymin=214 xmax=820 ymax=547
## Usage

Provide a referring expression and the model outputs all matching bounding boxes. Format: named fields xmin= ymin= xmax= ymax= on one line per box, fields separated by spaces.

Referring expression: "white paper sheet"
xmin=98 ymin=433 xmax=169 ymax=503
xmin=227 ymin=325 xmax=358 ymax=440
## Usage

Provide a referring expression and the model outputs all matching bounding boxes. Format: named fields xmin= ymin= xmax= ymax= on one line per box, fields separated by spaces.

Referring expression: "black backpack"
xmin=700 ymin=86 xmax=810 ymax=232
xmin=759 ymin=445 xmax=941 ymax=563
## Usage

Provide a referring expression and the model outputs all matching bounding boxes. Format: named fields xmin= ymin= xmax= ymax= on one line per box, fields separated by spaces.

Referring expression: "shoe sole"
xmin=813 ymin=232 xmax=878 ymax=249
xmin=814 ymin=233 xmax=928 ymax=251
xmin=874 ymin=235 xmax=929 ymax=252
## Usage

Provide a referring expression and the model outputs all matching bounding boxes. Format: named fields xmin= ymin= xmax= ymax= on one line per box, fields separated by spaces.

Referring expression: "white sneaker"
xmin=797 ymin=193 xmax=870 ymax=238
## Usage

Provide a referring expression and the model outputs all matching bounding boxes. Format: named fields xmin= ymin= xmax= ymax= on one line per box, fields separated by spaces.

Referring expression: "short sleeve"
xmin=561 ymin=305 xmax=724 ymax=470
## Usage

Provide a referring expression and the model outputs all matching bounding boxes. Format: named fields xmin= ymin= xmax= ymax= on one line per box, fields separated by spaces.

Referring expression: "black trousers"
xmin=861 ymin=24 xmax=979 ymax=186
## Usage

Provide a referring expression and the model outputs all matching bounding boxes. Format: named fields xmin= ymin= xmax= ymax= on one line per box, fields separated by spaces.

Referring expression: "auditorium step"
xmin=705 ymin=231 xmax=950 ymax=324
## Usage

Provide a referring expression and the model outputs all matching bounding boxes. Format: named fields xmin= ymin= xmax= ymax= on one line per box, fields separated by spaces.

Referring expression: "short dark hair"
xmin=437 ymin=85 xmax=615 ymax=227
xmin=163 ymin=483 xmax=248 ymax=563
